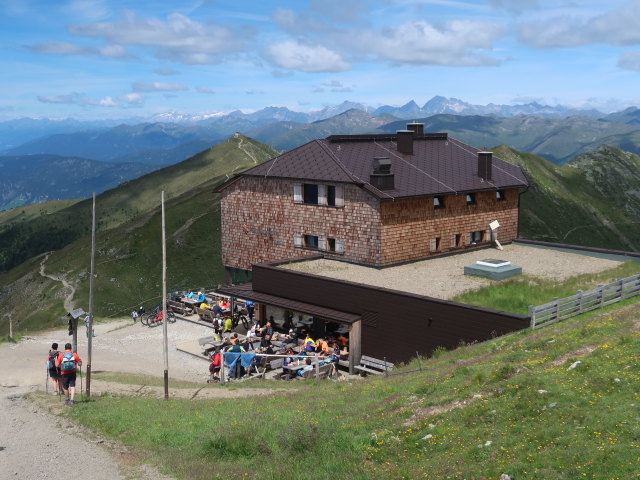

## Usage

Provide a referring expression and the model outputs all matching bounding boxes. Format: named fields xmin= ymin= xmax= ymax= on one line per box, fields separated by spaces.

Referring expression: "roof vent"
xmin=478 ymin=151 xmax=493 ymax=181
xmin=370 ymin=157 xmax=394 ymax=190
xmin=396 ymin=130 xmax=413 ymax=155
xmin=373 ymin=156 xmax=392 ymax=174
xmin=406 ymin=122 xmax=424 ymax=136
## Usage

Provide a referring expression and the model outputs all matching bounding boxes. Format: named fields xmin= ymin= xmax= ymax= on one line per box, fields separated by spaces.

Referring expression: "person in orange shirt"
xmin=316 ymin=337 xmax=331 ymax=356
xmin=55 ymin=343 xmax=82 ymax=406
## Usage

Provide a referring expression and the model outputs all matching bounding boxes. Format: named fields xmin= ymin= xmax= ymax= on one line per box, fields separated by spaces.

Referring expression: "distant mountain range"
xmin=3 ymin=98 xmax=640 ymax=211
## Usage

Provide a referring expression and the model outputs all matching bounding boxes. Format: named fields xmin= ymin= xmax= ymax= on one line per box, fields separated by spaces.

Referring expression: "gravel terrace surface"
xmin=283 ymin=244 xmax=624 ymax=299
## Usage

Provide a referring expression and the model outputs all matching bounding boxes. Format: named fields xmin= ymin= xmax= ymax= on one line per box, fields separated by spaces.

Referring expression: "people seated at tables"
xmin=220 ymin=300 xmax=230 ymax=310
xmin=259 ymin=335 xmax=272 ymax=349
xmin=336 ymin=333 xmax=348 ymax=348
xmin=246 ymin=323 xmax=258 ymax=339
xmin=212 ymin=303 xmax=222 ymax=317
xmin=260 ymin=322 xmax=274 ymax=338
xmin=185 ymin=290 xmax=195 ymax=299
xmin=195 ymin=291 xmax=206 ymax=303
xmin=303 ymin=334 xmax=315 ymax=348
xmin=200 ymin=301 xmax=211 ymax=310
xmin=226 ymin=342 xmax=245 ymax=353
xmin=230 ymin=333 xmax=241 ymax=345
xmin=170 ymin=291 xmax=181 ymax=302
xmin=284 ymin=329 xmax=298 ymax=343
xmin=316 ymin=337 xmax=331 ymax=356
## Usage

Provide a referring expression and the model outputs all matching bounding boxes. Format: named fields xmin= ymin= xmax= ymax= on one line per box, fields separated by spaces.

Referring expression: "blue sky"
xmin=2 ymin=0 xmax=640 ymax=120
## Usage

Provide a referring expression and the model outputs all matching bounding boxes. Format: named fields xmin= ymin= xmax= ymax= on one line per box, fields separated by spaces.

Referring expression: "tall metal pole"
xmin=162 ymin=191 xmax=169 ymax=399
xmin=86 ymin=193 xmax=96 ymax=398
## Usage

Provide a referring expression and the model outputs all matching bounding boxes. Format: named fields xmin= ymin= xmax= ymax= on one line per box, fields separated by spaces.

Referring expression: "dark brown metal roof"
xmin=215 ymin=282 xmax=361 ymax=324
xmin=226 ymin=133 xmax=528 ymax=199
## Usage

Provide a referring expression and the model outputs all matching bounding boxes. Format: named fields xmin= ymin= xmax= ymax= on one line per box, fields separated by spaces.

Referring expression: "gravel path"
xmin=284 ymin=244 xmax=625 ymax=299
xmin=0 ymin=318 xmax=283 ymax=478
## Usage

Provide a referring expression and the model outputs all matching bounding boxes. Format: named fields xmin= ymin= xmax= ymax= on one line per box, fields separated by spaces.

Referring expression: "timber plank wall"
xmin=252 ymin=262 xmax=529 ymax=364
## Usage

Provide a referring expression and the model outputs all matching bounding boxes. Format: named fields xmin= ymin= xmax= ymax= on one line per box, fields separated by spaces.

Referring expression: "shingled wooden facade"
xmin=216 ymin=127 xmax=527 ymax=279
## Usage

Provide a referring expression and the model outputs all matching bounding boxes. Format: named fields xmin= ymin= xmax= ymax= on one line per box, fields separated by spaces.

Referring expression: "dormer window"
xmin=466 ymin=193 xmax=476 ymax=205
xmin=434 ymin=196 xmax=445 ymax=209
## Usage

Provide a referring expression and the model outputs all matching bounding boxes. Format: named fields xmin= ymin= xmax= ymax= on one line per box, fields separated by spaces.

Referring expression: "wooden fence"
xmin=528 ymin=273 xmax=640 ymax=329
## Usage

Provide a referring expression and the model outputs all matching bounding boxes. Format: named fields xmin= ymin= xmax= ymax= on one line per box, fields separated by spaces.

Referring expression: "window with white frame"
xmin=293 ymin=183 xmax=344 ymax=207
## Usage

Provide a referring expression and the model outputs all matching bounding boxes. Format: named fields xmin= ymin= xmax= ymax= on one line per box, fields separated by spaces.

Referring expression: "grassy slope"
xmin=0 ymin=135 xmax=276 ymax=335
xmin=0 ymin=135 xmax=276 ymax=272
xmin=54 ymin=297 xmax=640 ymax=480
xmin=495 ymin=144 xmax=640 ymax=251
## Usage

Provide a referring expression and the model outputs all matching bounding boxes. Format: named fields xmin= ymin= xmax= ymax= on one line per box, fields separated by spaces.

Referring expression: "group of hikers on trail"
xmin=46 ymin=342 xmax=82 ymax=405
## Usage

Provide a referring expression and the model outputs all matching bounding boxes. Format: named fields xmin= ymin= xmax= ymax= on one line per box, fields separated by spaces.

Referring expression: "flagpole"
xmin=86 ymin=193 xmax=96 ymax=398
xmin=162 ymin=191 xmax=169 ymax=400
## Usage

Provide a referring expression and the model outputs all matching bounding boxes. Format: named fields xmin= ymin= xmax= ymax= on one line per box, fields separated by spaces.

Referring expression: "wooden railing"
xmin=528 ymin=273 xmax=640 ymax=329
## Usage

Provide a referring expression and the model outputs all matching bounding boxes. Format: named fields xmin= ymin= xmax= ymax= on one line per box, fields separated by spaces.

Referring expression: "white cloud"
xmin=28 ymin=40 xmax=132 ymax=58
xmin=37 ymin=92 xmax=116 ymax=107
xmin=132 ymin=82 xmax=188 ymax=92
xmin=316 ymin=80 xmax=352 ymax=92
xmin=119 ymin=93 xmax=144 ymax=105
xmin=196 ymin=87 xmax=215 ymax=94
xmin=98 ymin=96 xmax=116 ymax=106
xmin=265 ymin=40 xmax=350 ymax=72
xmin=371 ymin=20 xmax=504 ymax=66
xmin=65 ymin=0 xmax=111 ymax=22
xmin=67 ymin=11 xmax=252 ymax=64
xmin=518 ymin=2 xmax=640 ymax=48
xmin=618 ymin=51 xmax=640 ymax=71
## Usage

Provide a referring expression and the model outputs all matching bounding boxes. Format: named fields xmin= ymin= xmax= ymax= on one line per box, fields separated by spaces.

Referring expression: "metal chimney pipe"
xmin=478 ymin=151 xmax=493 ymax=180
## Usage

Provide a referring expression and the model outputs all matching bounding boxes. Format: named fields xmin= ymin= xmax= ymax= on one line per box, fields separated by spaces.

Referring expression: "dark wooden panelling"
xmin=252 ymin=263 xmax=529 ymax=364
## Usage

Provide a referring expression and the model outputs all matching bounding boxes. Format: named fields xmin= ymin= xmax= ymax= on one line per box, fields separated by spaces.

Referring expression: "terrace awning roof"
xmin=215 ymin=282 xmax=360 ymax=324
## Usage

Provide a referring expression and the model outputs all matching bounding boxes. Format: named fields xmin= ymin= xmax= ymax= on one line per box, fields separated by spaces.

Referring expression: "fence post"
xmin=528 ymin=305 xmax=535 ymax=329
xmin=618 ymin=278 xmax=625 ymax=299
xmin=384 ymin=356 xmax=389 ymax=377
xmin=416 ymin=351 xmax=422 ymax=371
xmin=553 ymin=297 xmax=559 ymax=322
xmin=598 ymin=285 xmax=604 ymax=307
xmin=576 ymin=290 xmax=583 ymax=313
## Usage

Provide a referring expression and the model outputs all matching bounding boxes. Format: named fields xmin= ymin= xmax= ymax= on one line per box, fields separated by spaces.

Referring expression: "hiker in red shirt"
xmin=208 ymin=348 xmax=221 ymax=383
xmin=56 ymin=343 xmax=82 ymax=406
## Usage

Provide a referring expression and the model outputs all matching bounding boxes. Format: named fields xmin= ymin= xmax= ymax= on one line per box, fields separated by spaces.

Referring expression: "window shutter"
xmin=293 ymin=183 xmax=302 ymax=204
xmin=465 ymin=232 xmax=472 ymax=245
xmin=294 ymin=234 xmax=303 ymax=248
xmin=318 ymin=185 xmax=327 ymax=205
xmin=335 ymin=239 xmax=344 ymax=254
xmin=430 ymin=238 xmax=437 ymax=252
xmin=318 ymin=237 xmax=327 ymax=251
xmin=334 ymin=185 xmax=344 ymax=207
xmin=450 ymin=234 xmax=457 ymax=248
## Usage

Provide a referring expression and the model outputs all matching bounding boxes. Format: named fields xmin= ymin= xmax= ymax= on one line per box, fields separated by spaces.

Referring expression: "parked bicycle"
xmin=232 ymin=310 xmax=250 ymax=330
xmin=141 ymin=305 xmax=176 ymax=327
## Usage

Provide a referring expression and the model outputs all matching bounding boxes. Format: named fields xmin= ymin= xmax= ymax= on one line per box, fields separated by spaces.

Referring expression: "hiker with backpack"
xmin=55 ymin=343 xmax=82 ymax=406
xmin=45 ymin=342 xmax=61 ymax=394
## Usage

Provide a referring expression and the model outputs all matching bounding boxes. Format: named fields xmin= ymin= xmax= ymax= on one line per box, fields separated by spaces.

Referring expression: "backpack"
xmin=46 ymin=350 xmax=58 ymax=370
xmin=61 ymin=352 xmax=76 ymax=371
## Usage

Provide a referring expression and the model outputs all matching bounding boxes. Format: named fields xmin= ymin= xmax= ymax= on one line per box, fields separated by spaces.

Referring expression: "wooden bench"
xmin=196 ymin=308 xmax=216 ymax=323
xmin=298 ymin=362 xmax=335 ymax=379
xmin=354 ymin=355 xmax=394 ymax=376
xmin=168 ymin=300 xmax=187 ymax=316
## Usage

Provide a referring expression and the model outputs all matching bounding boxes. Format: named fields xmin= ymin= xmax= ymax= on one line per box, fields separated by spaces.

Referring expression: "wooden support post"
xmin=577 ymin=290 xmax=583 ymax=313
xmin=528 ymin=305 xmax=535 ymax=329
xmin=315 ymin=356 xmax=320 ymax=385
xmin=553 ymin=297 xmax=559 ymax=323
xmin=220 ymin=351 xmax=225 ymax=383
xmin=349 ymin=319 xmax=362 ymax=375
xmin=416 ymin=351 xmax=422 ymax=371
